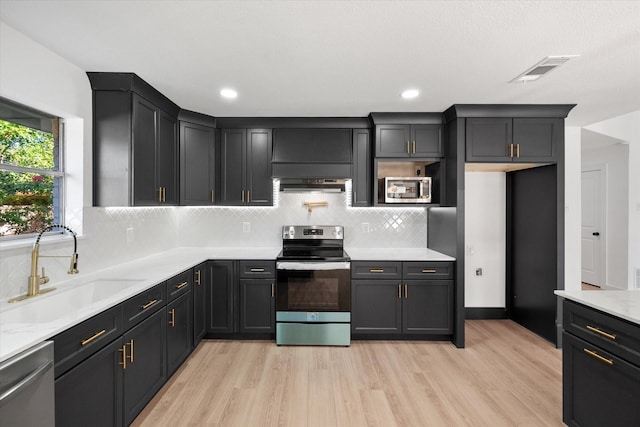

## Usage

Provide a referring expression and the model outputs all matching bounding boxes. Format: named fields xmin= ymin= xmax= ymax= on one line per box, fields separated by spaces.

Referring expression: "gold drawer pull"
xmin=195 ymin=270 xmax=201 ymax=285
xmin=586 ymin=325 xmax=616 ymax=340
xmin=250 ymin=268 xmax=265 ymax=272
xmin=175 ymin=281 xmax=189 ymax=289
xmin=370 ymin=269 xmax=384 ymax=273
xmin=141 ymin=299 xmax=157 ymax=310
xmin=169 ymin=308 xmax=175 ymax=327
xmin=421 ymin=269 xmax=437 ymax=273
xmin=583 ymin=348 xmax=613 ymax=366
xmin=81 ymin=329 xmax=107 ymax=346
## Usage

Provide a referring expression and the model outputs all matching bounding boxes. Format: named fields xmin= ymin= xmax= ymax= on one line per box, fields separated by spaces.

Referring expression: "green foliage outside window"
xmin=0 ymin=119 xmax=55 ymax=235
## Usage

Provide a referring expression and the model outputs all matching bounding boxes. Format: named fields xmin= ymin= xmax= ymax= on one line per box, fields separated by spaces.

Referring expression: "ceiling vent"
xmin=510 ymin=55 xmax=579 ymax=83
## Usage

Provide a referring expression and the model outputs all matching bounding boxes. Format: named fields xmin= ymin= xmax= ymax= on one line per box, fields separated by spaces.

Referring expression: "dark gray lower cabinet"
xmin=193 ymin=262 xmax=207 ymax=345
xmin=239 ymin=279 xmax=275 ymax=333
xmin=55 ymin=339 xmax=124 ymax=427
xmin=123 ymin=307 xmax=167 ymax=426
xmin=167 ymin=291 xmax=193 ymax=376
xmin=351 ymin=261 xmax=454 ymax=336
xmin=206 ymin=260 xmax=236 ymax=334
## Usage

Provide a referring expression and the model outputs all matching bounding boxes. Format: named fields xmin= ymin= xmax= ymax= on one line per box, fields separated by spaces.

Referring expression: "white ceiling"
xmin=1 ymin=0 xmax=639 ymax=126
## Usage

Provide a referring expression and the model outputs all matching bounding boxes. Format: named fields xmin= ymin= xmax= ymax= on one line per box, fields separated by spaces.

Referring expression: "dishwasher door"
xmin=0 ymin=341 xmax=54 ymax=427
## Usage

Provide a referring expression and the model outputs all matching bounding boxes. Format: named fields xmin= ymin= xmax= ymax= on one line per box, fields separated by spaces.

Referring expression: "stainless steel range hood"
xmin=278 ymin=178 xmax=346 ymax=193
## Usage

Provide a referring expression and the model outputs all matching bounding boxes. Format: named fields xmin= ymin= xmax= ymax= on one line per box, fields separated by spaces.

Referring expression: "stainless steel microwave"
xmin=383 ymin=177 xmax=432 ymax=203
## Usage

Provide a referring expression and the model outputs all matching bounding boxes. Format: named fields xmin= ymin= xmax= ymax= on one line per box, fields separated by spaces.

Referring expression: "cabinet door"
xmin=239 ymin=279 xmax=275 ymax=333
xmin=193 ymin=263 xmax=207 ymax=345
xmin=352 ymin=129 xmax=371 ymax=206
xmin=513 ymin=118 xmax=561 ymax=162
xmin=55 ymin=338 xmax=124 ymax=427
xmin=132 ymin=94 xmax=159 ymax=205
xmin=246 ymin=129 xmax=273 ymax=206
xmin=167 ymin=291 xmax=193 ymax=376
xmin=412 ymin=124 xmax=442 ymax=157
xmin=351 ymin=279 xmax=402 ymax=334
xmin=206 ymin=260 xmax=236 ymax=334
xmin=465 ymin=117 xmax=512 ymax=162
xmin=219 ymin=129 xmax=246 ymax=205
xmin=122 ymin=308 xmax=167 ymax=426
xmin=563 ymin=332 xmax=640 ymax=427
xmin=180 ymin=121 xmax=215 ymax=205
xmin=403 ymin=280 xmax=453 ymax=334
xmin=157 ymin=109 xmax=178 ymax=204
xmin=375 ymin=124 xmax=411 ymax=157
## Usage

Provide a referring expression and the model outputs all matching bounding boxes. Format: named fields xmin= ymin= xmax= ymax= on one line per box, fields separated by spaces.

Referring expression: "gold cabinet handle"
xmin=421 ymin=269 xmax=437 ymax=273
xmin=516 ymin=143 xmax=520 ymax=158
xmin=141 ymin=299 xmax=157 ymax=310
xmin=370 ymin=269 xmax=384 ymax=273
xmin=586 ymin=325 xmax=616 ymax=340
xmin=211 ymin=190 xmax=215 ymax=203
xmin=509 ymin=143 xmax=514 ymax=158
xmin=175 ymin=281 xmax=189 ymax=289
xmin=398 ymin=284 xmax=402 ymax=298
xmin=162 ymin=187 xmax=166 ymax=202
xmin=242 ymin=190 xmax=245 ymax=203
xmin=583 ymin=348 xmax=613 ymax=366
xmin=119 ymin=344 xmax=127 ymax=370
xmin=271 ymin=283 xmax=275 ymax=298
xmin=158 ymin=187 xmax=163 ymax=203
xmin=247 ymin=190 xmax=251 ymax=204
xmin=128 ymin=339 xmax=134 ymax=363
xmin=81 ymin=329 xmax=106 ymax=346
xmin=169 ymin=308 xmax=175 ymax=327
xmin=195 ymin=270 xmax=201 ymax=285
xmin=404 ymin=284 xmax=408 ymax=298
xmin=406 ymin=141 xmax=410 ymax=154
xmin=250 ymin=268 xmax=265 ymax=272
xmin=412 ymin=140 xmax=416 ymax=154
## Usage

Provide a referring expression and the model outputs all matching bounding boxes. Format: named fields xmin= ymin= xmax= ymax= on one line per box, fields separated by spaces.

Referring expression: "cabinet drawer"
xmin=167 ymin=269 xmax=192 ymax=301
xmin=53 ymin=304 xmax=123 ymax=378
xmin=564 ymin=300 xmax=640 ymax=367
xmin=351 ymin=261 xmax=402 ymax=279
xmin=403 ymin=262 xmax=454 ymax=280
xmin=123 ymin=282 xmax=166 ymax=330
xmin=239 ymin=260 xmax=275 ymax=279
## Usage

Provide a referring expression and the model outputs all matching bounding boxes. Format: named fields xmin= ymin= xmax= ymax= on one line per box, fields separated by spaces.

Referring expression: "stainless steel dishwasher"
xmin=0 ymin=341 xmax=54 ymax=427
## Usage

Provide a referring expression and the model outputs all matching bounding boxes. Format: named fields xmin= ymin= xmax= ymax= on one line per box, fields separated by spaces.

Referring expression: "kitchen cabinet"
xmin=219 ymin=128 xmax=272 ymax=206
xmin=239 ymin=261 xmax=276 ymax=334
xmin=562 ymin=300 xmax=640 ymax=426
xmin=193 ymin=262 xmax=207 ymax=345
xmin=167 ymin=292 xmax=193 ymax=376
xmin=206 ymin=260 xmax=236 ymax=334
xmin=179 ymin=111 xmax=216 ymax=205
xmin=352 ymin=129 xmax=372 ymax=206
xmin=88 ymin=72 xmax=180 ymax=206
xmin=351 ymin=261 xmax=454 ymax=336
xmin=375 ymin=124 xmax=443 ymax=158
xmin=465 ymin=117 xmax=562 ymax=162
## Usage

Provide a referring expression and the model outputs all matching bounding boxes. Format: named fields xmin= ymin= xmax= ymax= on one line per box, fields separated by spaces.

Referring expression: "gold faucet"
xmin=8 ymin=224 xmax=79 ymax=303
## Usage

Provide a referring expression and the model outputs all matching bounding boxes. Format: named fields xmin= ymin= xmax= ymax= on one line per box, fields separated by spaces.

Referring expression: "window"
xmin=0 ymin=97 xmax=63 ymax=238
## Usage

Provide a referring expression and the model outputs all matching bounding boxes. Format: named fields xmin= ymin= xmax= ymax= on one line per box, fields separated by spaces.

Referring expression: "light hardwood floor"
xmin=132 ymin=320 xmax=563 ymax=427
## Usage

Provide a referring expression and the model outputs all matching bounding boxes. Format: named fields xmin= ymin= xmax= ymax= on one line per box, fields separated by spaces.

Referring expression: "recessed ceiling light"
xmin=401 ymin=89 xmax=420 ymax=99
xmin=510 ymin=55 xmax=579 ymax=83
xmin=220 ymin=88 xmax=238 ymax=99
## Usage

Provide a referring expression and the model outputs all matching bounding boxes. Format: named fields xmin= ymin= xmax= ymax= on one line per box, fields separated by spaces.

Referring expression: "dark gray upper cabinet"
xmin=219 ymin=128 xmax=272 ymax=206
xmin=179 ymin=111 xmax=216 ymax=205
xmin=465 ymin=117 xmax=564 ymax=163
xmin=272 ymin=128 xmax=352 ymax=178
xmin=375 ymin=124 xmax=442 ymax=158
xmin=88 ymin=72 xmax=180 ymax=206
xmin=352 ymin=129 xmax=372 ymax=207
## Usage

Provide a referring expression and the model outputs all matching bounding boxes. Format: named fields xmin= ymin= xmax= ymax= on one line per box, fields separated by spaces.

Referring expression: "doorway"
xmin=581 ymin=168 xmax=605 ymax=287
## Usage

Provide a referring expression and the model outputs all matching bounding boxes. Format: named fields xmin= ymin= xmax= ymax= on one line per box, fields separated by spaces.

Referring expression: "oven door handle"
xmin=276 ymin=261 xmax=350 ymax=271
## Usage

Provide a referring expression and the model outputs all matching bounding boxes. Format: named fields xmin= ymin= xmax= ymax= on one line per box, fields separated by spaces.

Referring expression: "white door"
xmin=581 ymin=169 xmax=604 ymax=286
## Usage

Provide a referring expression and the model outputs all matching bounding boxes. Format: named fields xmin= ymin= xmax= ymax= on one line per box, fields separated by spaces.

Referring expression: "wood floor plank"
xmin=132 ymin=320 xmax=563 ymax=427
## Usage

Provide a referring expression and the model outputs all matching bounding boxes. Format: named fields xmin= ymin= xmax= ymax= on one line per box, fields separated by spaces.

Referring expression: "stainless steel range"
xmin=276 ymin=225 xmax=350 ymax=346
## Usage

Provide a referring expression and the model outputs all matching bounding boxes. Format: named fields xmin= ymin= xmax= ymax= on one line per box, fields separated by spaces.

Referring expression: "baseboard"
xmin=465 ymin=307 xmax=508 ymax=319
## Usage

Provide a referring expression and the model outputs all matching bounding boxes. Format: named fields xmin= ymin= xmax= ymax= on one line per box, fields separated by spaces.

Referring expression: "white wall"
xmin=464 ymin=172 xmax=506 ymax=308
xmin=585 ymin=111 xmax=640 ymax=289
xmin=564 ymin=127 xmax=582 ymax=291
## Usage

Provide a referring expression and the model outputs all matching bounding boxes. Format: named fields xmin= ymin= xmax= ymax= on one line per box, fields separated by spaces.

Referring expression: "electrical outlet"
xmin=243 ymin=222 xmax=250 ymax=233
xmin=126 ymin=227 xmax=134 ymax=243
xmin=475 ymin=268 xmax=483 ymax=276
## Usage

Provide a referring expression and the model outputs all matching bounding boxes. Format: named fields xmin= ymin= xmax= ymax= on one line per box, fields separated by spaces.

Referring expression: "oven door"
xmin=276 ymin=261 xmax=350 ymax=312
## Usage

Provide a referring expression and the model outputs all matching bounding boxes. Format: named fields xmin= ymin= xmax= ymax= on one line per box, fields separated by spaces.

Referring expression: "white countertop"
xmin=347 ymin=247 xmax=455 ymax=261
xmin=555 ymin=290 xmax=640 ymax=326
xmin=0 ymin=245 xmax=453 ymax=362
